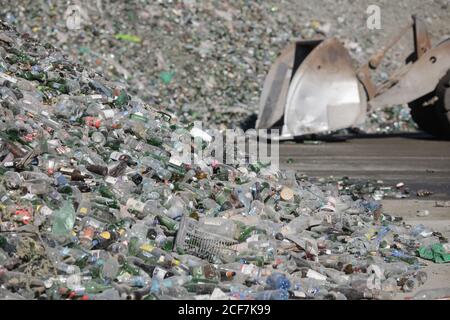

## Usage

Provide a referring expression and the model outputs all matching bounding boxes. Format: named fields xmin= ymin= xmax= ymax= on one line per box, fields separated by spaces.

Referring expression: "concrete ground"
xmin=278 ymin=133 xmax=450 ymax=299
xmin=382 ymin=200 xmax=450 ymax=299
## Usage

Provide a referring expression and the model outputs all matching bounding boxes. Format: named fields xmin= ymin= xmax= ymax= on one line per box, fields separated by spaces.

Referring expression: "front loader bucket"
xmin=256 ymin=38 xmax=367 ymax=139
xmin=256 ymin=40 xmax=322 ymax=130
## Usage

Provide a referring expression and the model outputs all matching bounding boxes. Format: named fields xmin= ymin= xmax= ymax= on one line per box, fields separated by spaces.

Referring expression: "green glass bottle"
xmin=238 ymin=226 xmax=257 ymax=242
xmin=98 ymin=185 xmax=115 ymax=199
xmin=142 ymin=293 xmax=158 ymax=300
xmin=0 ymin=235 xmax=8 ymax=248
xmin=75 ymin=255 xmax=90 ymax=269
xmin=156 ymin=214 xmax=178 ymax=231
xmin=48 ymin=81 xmax=69 ymax=94
xmin=147 ymin=136 xmax=163 ymax=147
xmin=21 ymin=71 xmax=46 ymax=81
xmin=191 ymin=265 xmax=220 ymax=284
xmin=58 ymin=185 xmax=73 ymax=194
xmin=162 ymin=240 xmax=174 ymax=252
xmin=105 ymin=139 xmax=121 ymax=151
xmin=120 ymin=261 xmax=141 ymax=276
xmin=130 ymin=113 xmax=148 ymax=122
xmin=215 ymin=188 xmax=232 ymax=206
xmin=240 ymin=255 xmax=265 ymax=267
xmin=128 ymin=236 xmax=140 ymax=257
xmin=183 ymin=281 xmax=217 ymax=294
xmin=84 ymin=281 xmax=112 ymax=294
xmin=114 ymin=90 xmax=129 ymax=107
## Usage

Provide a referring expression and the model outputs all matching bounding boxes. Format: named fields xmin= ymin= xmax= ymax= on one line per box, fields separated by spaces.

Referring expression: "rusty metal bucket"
xmin=255 ymin=16 xmax=450 ymax=139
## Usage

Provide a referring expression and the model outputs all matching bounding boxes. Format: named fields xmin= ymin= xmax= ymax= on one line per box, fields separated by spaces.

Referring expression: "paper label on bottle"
xmin=240 ymin=264 xmax=257 ymax=275
xmin=306 ymin=269 xmax=327 ymax=281
xmin=102 ymin=109 xmax=115 ymax=119
xmin=100 ymin=231 xmax=111 ymax=240
xmin=152 ymin=267 xmax=167 ymax=281
xmin=140 ymin=243 xmax=155 ymax=253
xmin=0 ymin=72 xmax=17 ymax=83
xmin=293 ymin=291 xmax=306 ymax=298
xmin=47 ymin=139 xmax=60 ymax=147
xmin=56 ymin=146 xmax=70 ymax=154
xmin=47 ymin=159 xmax=55 ymax=169
xmin=105 ymin=176 xmax=117 ymax=185
xmin=280 ymin=187 xmax=294 ymax=201
xmin=60 ymin=167 xmax=74 ymax=174
xmin=169 ymin=157 xmax=183 ymax=167
xmin=85 ymin=179 xmax=96 ymax=186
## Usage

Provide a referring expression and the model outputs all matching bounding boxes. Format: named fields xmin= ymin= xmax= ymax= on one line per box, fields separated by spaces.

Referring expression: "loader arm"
xmin=369 ymin=39 xmax=450 ymax=110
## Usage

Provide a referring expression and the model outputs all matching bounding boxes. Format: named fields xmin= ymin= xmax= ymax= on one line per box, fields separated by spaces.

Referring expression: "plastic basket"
xmin=175 ymin=216 xmax=238 ymax=263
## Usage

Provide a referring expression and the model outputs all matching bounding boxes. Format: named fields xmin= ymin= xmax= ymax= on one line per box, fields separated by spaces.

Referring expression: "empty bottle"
xmin=266 ymin=272 xmax=291 ymax=290
xmin=51 ymin=200 xmax=76 ymax=238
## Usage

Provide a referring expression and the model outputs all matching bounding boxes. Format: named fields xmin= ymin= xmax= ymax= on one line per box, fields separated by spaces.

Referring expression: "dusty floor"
xmin=279 ymin=134 xmax=450 ymax=299
xmin=280 ymin=133 xmax=450 ymax=199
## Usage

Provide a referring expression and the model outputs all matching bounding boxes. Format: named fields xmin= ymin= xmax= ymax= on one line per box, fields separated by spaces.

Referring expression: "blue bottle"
xmin=266 ymin=272 xmax=291 ymax=290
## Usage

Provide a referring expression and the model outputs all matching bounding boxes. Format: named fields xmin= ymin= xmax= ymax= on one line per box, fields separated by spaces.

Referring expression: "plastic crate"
xmin=175 ymin=215 xmax=238 ymax=263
